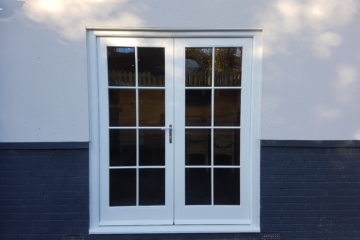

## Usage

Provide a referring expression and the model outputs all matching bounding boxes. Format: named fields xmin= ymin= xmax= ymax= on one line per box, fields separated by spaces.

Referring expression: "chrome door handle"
xmin=161 ymin=124 xmax=172 ymax=143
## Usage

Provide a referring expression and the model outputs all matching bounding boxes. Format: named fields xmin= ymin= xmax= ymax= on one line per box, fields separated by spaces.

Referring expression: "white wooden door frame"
xmin=87 ymin=29 xmax=262 ymax=234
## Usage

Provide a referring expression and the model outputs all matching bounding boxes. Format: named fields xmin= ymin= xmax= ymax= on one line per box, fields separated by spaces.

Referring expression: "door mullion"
xmin=135 ymin=47 xmax=140 ymax=206
xmin=211 ymin=47 xmax=215 ymax=206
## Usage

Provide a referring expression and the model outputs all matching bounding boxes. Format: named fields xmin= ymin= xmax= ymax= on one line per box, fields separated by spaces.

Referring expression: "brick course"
xmin=0 ymin=142 xmax=359 ymax=240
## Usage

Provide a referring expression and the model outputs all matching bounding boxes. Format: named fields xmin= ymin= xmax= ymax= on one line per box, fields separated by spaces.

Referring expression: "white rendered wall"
xmin=0 ymin=0 xmax=360 ymax=142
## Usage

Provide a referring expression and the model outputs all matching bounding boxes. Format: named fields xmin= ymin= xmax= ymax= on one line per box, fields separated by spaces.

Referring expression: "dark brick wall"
xmin=261 ymin=143 xmax=360 ymax=240
xmin=0 ymin=142 xmax=359 ymax=240
xmin=0 ymin=148 xmax=89 ymax=240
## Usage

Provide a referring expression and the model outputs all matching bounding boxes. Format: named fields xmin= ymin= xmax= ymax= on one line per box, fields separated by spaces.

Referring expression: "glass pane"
xmin=185 ymin=168 xmax=211 ymax=205
xmin=214 ymin=89 xmax=240 ymax=126
xmin=214 ymin=129 xmax=240 ymax=165
xmin=215 ymin=47 xmax=242 ymax=86
xmin=107 ymin=47 xmax=135 ymax=86
xmin=138 ymin=47 xmax=165 ymax=86
xmin=186 ymin=48 xmax=212 ymax=86
xmin=186 ymin=129 xmax=211 ymax=165
xmin=139 ymin=129 xmax=165 ymax=166
xmin=139 ymin=90 xmax=165 ymax=126
xmin=186 ymin=90 xmax=211 ymax=126
xmin=110 ymin=129 xmax=136 ymax=166
xmin=139 ymin=169 xmax=165 ymax=205
xmin=110 ymin=169 xmax=136 ymax=206
xmin=109 ymin=89 xmax=136 ymax=126
xmin=214 ymin=168 xmax=240 ymax=205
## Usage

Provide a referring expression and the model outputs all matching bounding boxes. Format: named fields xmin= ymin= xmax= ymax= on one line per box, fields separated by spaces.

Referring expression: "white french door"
xmin=173 ymin=38 xmax=252 ymax=224
xmin=97 ymin=38 xmax=174 ymax=225
xmin=96 ymin=37 xmax=253 ymax=226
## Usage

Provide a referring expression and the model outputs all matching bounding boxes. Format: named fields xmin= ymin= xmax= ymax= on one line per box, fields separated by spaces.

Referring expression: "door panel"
xmin=98 ymin=38 xmax=174 ymax=225
xmin=174 ymin=38 xmax=252 ymax=224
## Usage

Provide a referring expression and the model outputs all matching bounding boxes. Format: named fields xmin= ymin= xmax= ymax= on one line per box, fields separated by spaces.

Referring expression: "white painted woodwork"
xmin=89 ymin=31 xmax=261 ymax=233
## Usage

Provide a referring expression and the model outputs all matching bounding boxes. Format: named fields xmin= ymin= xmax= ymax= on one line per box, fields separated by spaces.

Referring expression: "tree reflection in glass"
xmin=186 ymin=48 xmax=212 ymax=86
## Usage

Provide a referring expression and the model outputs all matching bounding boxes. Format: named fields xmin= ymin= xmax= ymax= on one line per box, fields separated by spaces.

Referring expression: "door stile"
xmin=173 ymin=38 xmax=186 ymax=222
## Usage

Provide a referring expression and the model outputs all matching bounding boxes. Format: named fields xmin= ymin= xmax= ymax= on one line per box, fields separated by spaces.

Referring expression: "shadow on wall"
xmin=258 ymin=0 xmax=360 ymax=139
xmin=1 ymin=0 xmax=359 ymax=140
xmin=5 ymin=0 xmax=359 ymax=52
xmin=18 ymin=0 xmax=144 ymax=41
xmin=258 ymin=0 xmax=359 ymax=58
xmin=0 ymin=0 xmax=24 ymax=18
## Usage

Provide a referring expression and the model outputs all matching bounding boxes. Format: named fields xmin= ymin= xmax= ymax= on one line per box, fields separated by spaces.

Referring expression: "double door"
xmin=97 ymin=37 xmax=252 ymax=225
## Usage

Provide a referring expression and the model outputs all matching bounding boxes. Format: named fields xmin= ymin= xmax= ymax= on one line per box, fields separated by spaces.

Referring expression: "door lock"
xmin=161 ymin=124 xmax=173 ymax=143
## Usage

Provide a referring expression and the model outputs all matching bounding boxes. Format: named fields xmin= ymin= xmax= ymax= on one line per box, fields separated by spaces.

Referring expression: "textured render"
xmin=1 ymin=0 xmax=360 ymax=141
xmin=1 ymin=143 xmax=360 ymax=240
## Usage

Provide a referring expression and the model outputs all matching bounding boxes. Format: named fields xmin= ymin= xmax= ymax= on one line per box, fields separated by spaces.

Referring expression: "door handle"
xmin=161 ymin=124 xmax=172 ymax=143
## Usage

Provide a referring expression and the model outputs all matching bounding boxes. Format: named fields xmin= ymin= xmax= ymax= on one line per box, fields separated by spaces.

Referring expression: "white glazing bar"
xmin=184 ymin=166 xmax=241 ymax=168
xmin=108 ymin=86 xmax=136 ymax=89
xmin=185 ymin=87 xmax=241 ymax=89
xmin=135 ymin=47 xmax=139 ymax=206
xmin=211 ymin=47 xmax=215 ymax=206
xmin=213 ymin=126 xmax=241 ymax=129
xmin=185 ymin=126 xmax=241 ymax=129
xmin=109 ymin=86 xmax=166 ymax=89
xmin=140 ymin=87 xmax=166 ymax=89
xmin=109 ymin=166 xmax=167 ymax=169
xmin=111 ymin=126 xmax=241 ymax=129
xmin=109 ymin=126 xmax=165 ymax=129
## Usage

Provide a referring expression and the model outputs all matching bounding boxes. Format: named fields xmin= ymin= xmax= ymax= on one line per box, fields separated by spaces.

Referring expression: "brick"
xmin=1 ymin=144 xmax=360 ymax=240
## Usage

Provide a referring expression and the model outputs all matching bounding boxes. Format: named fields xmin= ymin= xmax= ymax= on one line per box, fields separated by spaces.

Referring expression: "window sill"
xmin=89 ymin=224 xmax=260 ymax=234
